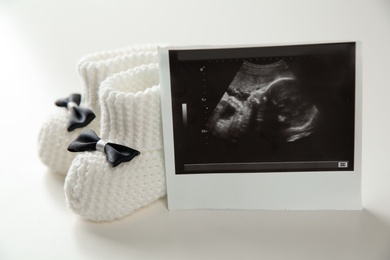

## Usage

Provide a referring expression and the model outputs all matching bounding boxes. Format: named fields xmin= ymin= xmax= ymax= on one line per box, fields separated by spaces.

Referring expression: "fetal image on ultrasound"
xmin=207 ymin=60 xmax=319 ymax=143
xmin=168 ymin=42 xmax=356 ymax=174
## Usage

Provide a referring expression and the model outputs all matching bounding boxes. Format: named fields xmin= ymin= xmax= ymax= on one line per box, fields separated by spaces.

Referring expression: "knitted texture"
xmin=65 ymin=64 xmax=166 ymax=221
xmin=38 ymin=44 xmax=158 ymax=174
xmin=78 ymin=44 xmax=159 ymax=118
xmin=38 ymin=108 xmax=93 ymax=174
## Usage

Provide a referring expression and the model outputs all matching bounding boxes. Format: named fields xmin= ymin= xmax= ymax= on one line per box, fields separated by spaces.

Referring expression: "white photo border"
xmin=158 ymin=42 xmax=362 ymax=211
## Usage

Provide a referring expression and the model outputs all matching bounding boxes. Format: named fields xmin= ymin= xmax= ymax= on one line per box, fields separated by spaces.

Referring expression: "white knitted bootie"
xmin=64 ymin=64 xmax=166 ymax=222
xmin=38 ymin=44 xmax=158 ymax=174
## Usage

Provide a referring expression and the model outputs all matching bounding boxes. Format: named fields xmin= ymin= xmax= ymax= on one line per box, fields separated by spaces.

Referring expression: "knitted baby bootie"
xmin=64 ymin=64 xmax=166 ymax=221
xmin=38 ymin=44 xmax=158 ymax=174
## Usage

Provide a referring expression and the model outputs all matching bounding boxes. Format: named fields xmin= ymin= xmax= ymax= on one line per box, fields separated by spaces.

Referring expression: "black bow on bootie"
xmin=55 ymin=94 xmax=96 ymax=132
xmin=68 ymin=129 xmax=140 ymax=167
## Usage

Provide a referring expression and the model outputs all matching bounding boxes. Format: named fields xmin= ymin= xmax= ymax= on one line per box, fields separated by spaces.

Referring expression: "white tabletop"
xmin=1 ymin=0 xmax=390 ymax=259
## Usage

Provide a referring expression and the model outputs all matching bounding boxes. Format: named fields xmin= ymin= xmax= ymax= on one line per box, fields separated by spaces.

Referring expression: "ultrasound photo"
xmin=207 ymin=60 xmax=319 ymax=143
xmin=168 ymin=43 xmax=356 ymax=174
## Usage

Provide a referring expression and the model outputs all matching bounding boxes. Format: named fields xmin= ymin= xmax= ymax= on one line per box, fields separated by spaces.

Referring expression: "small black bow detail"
xmin=55 ymin=93 xmax=96 ymax=132
xmin=68 ymin=129 xmax=141 ymax=167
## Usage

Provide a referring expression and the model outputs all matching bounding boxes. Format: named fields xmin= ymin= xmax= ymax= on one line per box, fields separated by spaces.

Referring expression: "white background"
xmin=0 ymin=0 xmax=389 ymax=259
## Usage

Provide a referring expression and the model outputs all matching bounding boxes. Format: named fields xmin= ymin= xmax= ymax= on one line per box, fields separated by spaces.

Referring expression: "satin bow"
xmin=55 ymin=94 xmax=96 ymax=132
xmin=68 ymin=129 xmax=141 ymax=167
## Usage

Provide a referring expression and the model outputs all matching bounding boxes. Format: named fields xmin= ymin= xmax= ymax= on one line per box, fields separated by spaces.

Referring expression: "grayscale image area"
xmin=168 ymin=43 xmax=356 ymax=174
xmin=207 ymin=60 xmax=319 ymax=143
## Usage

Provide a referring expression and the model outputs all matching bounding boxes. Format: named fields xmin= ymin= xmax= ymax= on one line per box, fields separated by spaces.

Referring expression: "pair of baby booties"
xmin=38 ymin=44 xmax=166 ymax=222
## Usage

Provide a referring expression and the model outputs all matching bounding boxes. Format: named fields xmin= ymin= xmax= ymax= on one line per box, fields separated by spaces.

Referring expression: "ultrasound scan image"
xmin=168 ymin=43 xmax=356 ymax=174
xmin=207 ymin=60 xmax=320 ymax=143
